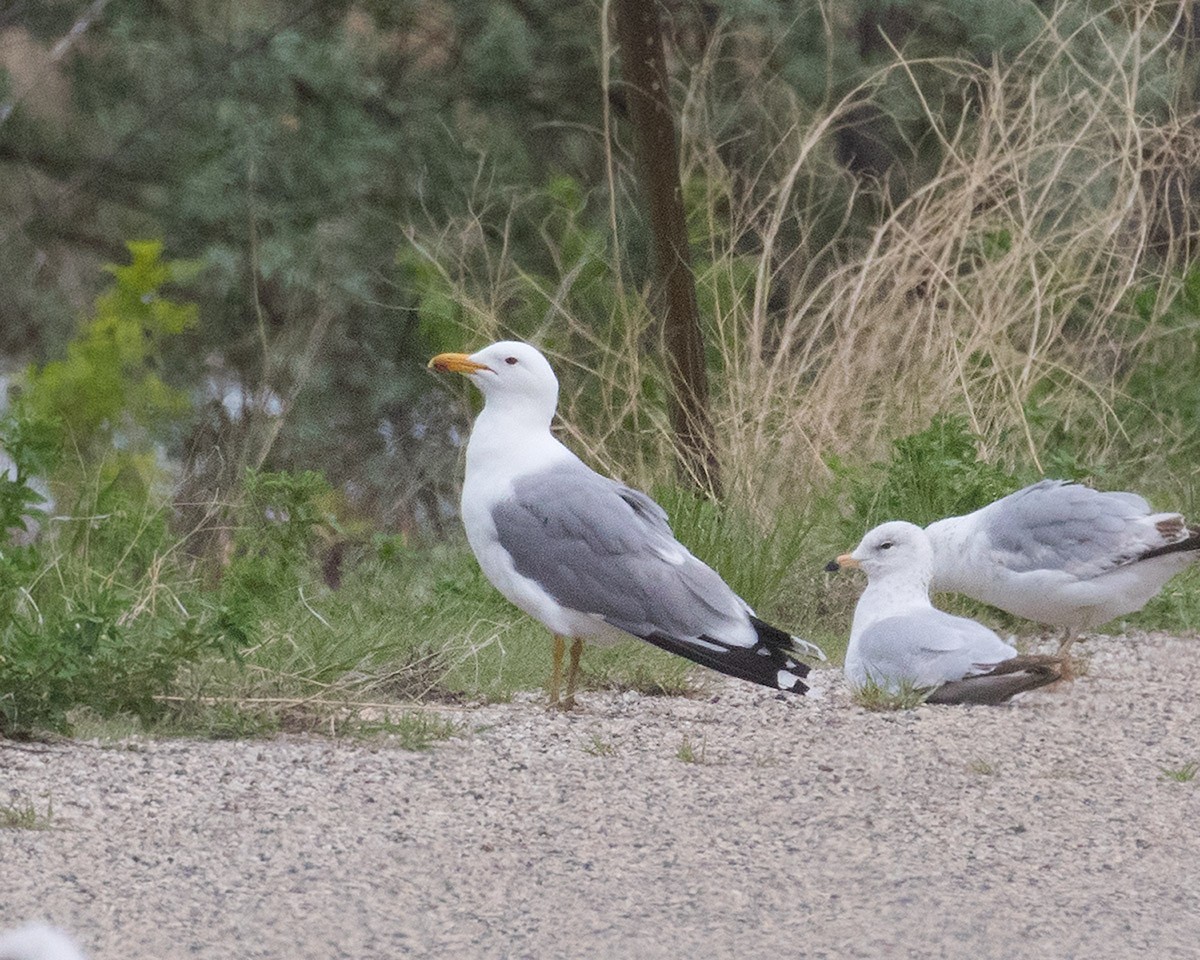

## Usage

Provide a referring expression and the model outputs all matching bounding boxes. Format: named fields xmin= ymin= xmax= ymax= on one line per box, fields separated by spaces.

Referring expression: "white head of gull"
xmin=832 ymin=521 xmax=1061 ymax=705
xmin=430 ymin=340 xmax=823 ymax=709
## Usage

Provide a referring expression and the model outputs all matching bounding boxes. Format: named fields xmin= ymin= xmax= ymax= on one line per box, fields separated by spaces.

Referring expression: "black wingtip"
xmin=640 ymin=620 xmax=813 ymax=695
xmin=824 ymin=559 xmax=841 ymax=572
xmin=925 ymin=655 xmax=1064 ymax=705
xmin=1138 ymin=529 xmax=1200 ymax=562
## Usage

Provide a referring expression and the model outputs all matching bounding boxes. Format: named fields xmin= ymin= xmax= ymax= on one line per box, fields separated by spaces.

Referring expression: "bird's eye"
xmin=505 ymin=357 xmax=519 ymax=365
xmin=879 ymin=541 xmax=894 ymax=550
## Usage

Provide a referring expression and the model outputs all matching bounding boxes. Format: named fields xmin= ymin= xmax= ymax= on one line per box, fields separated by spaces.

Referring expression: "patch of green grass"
xmin=582 ymin=732 xmax=617 ymax=757
xmin=852 ymin=680 xmax=931 ymax=712
xmin=0 ymin=794 xmax=53 ymax=830
xmin=651 ymin=486 xmax=815 ymax=611
xmin=677 ymin=733 xmax=707 ymax=764
xmin=1159 ymin=761 xmax=1198 ymax=783
xmin=650 ymin=484 xmax=849 ymax=668
xmin=344 ymin=712 xmax=462 ymax=750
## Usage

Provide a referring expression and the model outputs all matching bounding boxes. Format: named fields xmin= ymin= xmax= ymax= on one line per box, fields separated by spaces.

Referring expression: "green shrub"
xmin=0 ymin=413 xmax=60 ymax=623
xmin=218 ymin=468 xmax=336 ymax=634
xmin=0 ymin=592 xmax=235 ymax=735
xmin=829 ymin=414 xmax=1021 ymax=537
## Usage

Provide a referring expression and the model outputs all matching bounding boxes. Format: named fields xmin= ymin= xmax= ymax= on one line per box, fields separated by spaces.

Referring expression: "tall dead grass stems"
xmin=414 ymin=1 xmax=1200 ymax=517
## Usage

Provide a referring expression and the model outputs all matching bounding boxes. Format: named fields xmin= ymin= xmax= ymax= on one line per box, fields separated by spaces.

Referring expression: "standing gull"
xmin=829 ymin=521 xmax=1062 ymax=704
xmin=429 ymin=341 xmax=821 ymax=708
xmin=925 ymin=480 xmax=1200 ymax=655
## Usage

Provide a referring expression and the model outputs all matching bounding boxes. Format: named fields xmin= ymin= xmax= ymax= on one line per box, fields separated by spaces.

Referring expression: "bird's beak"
xmin=428 ymin=352 xmax=491 ymax=375
xmin=825 ymin=553 xmax=860 ymax=572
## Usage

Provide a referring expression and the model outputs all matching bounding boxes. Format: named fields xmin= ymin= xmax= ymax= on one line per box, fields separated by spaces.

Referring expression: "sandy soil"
xmin=2 ymin=631 xmax=1199 ymax=959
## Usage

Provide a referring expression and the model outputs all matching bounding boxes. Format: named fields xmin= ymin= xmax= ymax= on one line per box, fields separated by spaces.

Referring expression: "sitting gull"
xmin=925 ymin=479 xmax=1200 ymax=655
xmin=429 ymin=341 xmax=821 ymax=708
xmin=828 ymin=521 xmax=1062 ymax=704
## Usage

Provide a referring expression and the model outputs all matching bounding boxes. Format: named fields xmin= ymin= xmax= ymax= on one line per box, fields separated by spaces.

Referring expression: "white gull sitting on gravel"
xmin=925 ymin=479 xmax=1200 ymax=655
xmin=830 ymin=521 xmax=1062 ymax=704
xmin=429 ymin=340 xmax=822 ymax=709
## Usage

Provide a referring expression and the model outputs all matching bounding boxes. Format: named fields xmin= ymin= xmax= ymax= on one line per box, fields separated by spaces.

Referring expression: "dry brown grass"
xmin=413 ymin=1 xmax=1200 ymax=514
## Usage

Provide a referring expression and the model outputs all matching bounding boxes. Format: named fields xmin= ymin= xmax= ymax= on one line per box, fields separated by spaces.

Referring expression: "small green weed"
xmin=677 ymin=733 xmax=707 ymax=764
xmin=852 ymin=680 xmax=931 ymax=712
xmin=1159 ymin=761 xmax=1198 ymax=783
xmin=967 ymin=759 xmax=997 ymax=775
xmin=582 ymin=732 xmax=617 ymax=757
xmin=0 ymin=794 xmax=53 ymax=830
xmin=585 ymin=643 xmax=701 ymax=698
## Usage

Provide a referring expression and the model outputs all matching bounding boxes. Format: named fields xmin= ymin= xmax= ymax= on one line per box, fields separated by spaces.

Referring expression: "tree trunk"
xmin=614 ymin=0 xmax=722 ymax=497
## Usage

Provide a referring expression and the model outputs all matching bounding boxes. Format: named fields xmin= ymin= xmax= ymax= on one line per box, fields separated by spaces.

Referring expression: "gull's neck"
xmin=464 ymin=402 xmax=575 ymax=493
xmin=850 ymin=568 xmax=934 ymax=638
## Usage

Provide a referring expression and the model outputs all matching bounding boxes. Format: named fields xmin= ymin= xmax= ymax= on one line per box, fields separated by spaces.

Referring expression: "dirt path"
xmin=3 ymin=632 xmax=1199 ymax=959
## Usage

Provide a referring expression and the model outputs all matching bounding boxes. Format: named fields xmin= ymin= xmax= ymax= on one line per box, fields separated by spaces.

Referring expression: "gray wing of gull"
xmin=857 ymin=610 xmax=1017 ymax=690
xmin=491 ymin=461 xmax=752 ymax=645
xmin=984 ymin=480 xmax=1155 ymax=577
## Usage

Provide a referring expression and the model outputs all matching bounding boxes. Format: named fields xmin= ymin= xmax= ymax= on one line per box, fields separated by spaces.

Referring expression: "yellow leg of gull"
xmin=1055 ymin=628 xmax=1078 ymax=681
xmin=562 ymin=638 xmax=584 ymax=710
xmin=548 ymin=634 xmax=566 ymax=708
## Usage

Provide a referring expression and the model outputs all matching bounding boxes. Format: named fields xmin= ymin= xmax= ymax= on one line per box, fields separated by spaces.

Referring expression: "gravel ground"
xmin=3 ymin=631 xmax=1199 ymax=959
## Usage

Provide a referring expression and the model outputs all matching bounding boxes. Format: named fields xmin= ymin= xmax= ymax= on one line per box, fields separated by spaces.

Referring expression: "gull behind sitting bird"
xmin=429 ymin=341 xmax=823 ymax=709
xmin=925 ymin=479 xmax=1200 ymax=655
xmin=829 ymin=521 xmax=1062 ymax=704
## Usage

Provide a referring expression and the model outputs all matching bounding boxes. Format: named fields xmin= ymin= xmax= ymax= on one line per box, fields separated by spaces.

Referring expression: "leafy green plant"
xmin=0 ymin=413 xmax=60 ymax=623
xmin=830 ymin=414 xmax=1021 ymax=537
xmin=20 ymin=240 xmax=198 ymax=460
xmin=0 ymin=414 xmax=248 ymax=736
xmin=218 ymin=468 xmax=335 ymax=633
xmin=0 ymin=582 xmax=241 ymax=736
